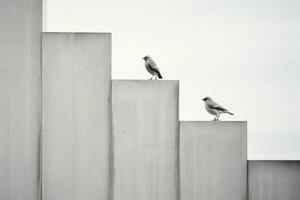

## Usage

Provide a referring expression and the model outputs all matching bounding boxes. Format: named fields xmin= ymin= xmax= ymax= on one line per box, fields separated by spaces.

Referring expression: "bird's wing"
xmin=148 ymin=58 xmax=161 ymax=73
xmin=207 ymin=100 xmax=228 ymax=111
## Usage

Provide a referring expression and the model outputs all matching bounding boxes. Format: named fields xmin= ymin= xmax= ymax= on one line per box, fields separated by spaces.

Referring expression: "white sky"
xmin=44 ymin=0 xmax=300 ymax=160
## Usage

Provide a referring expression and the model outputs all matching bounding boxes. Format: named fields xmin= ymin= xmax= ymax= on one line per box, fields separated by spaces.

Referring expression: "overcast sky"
xmin=44 ymin=0 xmax=300 ymax=160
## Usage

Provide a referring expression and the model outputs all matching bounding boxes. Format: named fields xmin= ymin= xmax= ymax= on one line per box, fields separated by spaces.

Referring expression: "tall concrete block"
xmin=42 ymin=33 xmax=111 ymax=200
xmin=0 ymin=1 xmax=42 ymax=200
xmin=249 ymin=161 xmax=300 ymax=200
xmin=112 ymin=80 xmax=180 ymax=200
xmin=180 ymin=121 xmax=247 ymax=200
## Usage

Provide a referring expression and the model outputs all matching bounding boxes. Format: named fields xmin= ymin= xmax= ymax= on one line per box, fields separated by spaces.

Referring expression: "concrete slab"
xmin=0 ymin=1 xmax=42 ymax=200
xmin=180 ymin=121 xmax=247 ymax=200
xmin=112 ymin=80 xmax=180 ymax=200
xmin=249 ymin=161 xmax=300 ymax=200
xmin=42 ymin=33 xmax=111 ymax=200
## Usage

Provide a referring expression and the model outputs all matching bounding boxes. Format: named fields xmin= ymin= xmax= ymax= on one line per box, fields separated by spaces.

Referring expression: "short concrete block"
xmin=112 ymin=80 xmax=180 ymax=200
xmin=180 ymin=121 xmax=247 ymax=200
xmin=249 ymin=161 xmax=300 ymax=200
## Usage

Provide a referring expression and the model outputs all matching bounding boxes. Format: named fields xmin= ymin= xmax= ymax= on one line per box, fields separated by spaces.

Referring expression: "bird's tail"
xmin=157 ymin=72 xmax=163 ymax=79
xmin=225 ymin=111 xmax=234 ymax=115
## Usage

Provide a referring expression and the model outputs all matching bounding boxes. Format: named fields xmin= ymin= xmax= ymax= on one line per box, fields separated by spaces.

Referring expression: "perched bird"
xmin=142 ymin=55 xmax=163 ymax=80
xmin=202 ymin=97 xmax=234 ymax=121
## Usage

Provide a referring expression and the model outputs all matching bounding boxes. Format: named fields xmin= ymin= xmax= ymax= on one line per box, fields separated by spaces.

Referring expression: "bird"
xmin=142 ymin=55 xmax=163 ymax=80
xmin=202 ymin=97 xmax=234 ymax=121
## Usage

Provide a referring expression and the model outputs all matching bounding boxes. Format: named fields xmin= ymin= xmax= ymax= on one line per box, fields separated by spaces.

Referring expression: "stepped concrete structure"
xmin=249 ymin=161 xmax=300 ymax=200
xmin=180 ymin=121 xmax=247 ymax=200
xmin=1 ymin=1 xmax=300 ymax=200
xmin=112 ymin=80 xmax=180 ymax=200
xmin=42 ymin=33 xmax=112 ymax=200
xmin=0 ymin=1 xmax=42 ymax=200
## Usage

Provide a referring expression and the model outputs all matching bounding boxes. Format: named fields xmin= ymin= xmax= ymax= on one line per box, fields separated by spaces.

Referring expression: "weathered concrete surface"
xmin=42 ymin=33 xmax=111 ymax=200
xmin=249 ymin=161 xmax=300 ymax=200
xmin=112 ymin=80 xmax=180 ymax=200
xmin=180 ymin=121 xmax=247 ymax=200
xmin=0 ymin=1 xmax=42 ymax=200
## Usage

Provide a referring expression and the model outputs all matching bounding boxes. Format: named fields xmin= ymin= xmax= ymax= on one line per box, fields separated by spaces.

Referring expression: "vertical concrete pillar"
xmin=42 ymin=33 xmax=111 ymax=200
xmin=249 ymin=161 xmax=300 ymax=200
xmin=0 ymin=1 xmax=42 ymax=200
xmin=112 ymin=80 xmax=180 ymax=200
xmin=180 ymin=121 xmax=247 ymax=200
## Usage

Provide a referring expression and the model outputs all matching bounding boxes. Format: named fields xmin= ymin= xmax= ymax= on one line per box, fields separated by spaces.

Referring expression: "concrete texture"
xmin=249 ymin=161 xmax=300 ymax=200
xmin=42 ymin=33 xmax=111 ymax=200
xmin=0 ymin=1 xmax=42 ymax=200
xmin=112 ymin=80 xmax=179 ymax=200
xmin=180 ymin=121 xmax=247 ymax=200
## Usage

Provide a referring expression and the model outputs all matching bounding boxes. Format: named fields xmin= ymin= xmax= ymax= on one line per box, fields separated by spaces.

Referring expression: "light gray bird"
xmin=202 ymin=97 xmax=234 ymax=121
xmin=142 ymin=55 xmax=163 ymax=80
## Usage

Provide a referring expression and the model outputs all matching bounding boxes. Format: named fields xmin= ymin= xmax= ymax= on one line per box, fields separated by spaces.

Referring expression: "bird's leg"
xmin=155 ymin=74 xmax=158 ymax=80
xmin=213 ymin=115 xmax=217 ymax=121
xmin=216 ymin=114 xmax=220 ymax=121
xmin=149 ymin=75 xmax=154 ymax=80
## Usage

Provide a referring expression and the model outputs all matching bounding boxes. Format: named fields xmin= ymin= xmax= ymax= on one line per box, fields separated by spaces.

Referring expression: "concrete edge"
xmin=112 ymin=79 xmax=180 ymax=82
xmin=248 ymin=160 xmax=300 ymax=162
xmin=180 ymin=121 xmax=247 ymax=123
xmin=42 ymin=32 xmax=112 ymax=35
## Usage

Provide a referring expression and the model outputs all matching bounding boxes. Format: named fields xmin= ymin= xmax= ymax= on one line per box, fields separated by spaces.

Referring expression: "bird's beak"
xmin=202 ymin=98 xmax=205 ymax=101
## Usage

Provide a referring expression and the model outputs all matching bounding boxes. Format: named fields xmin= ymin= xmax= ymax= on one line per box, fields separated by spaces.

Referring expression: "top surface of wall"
xmin=0 ymin=1 xmax=42 ymax=200
xmin=112 ymin=80 xmax=179 ymax=200
xmin=249 ymin=161 xmax=300 ymax=200
xmin=42 ymin=33 xmax=111 ymax=200
xmin=180 ymin=121 xmax=247 ymax=200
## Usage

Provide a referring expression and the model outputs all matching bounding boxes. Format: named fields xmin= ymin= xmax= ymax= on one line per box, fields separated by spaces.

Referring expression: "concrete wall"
xmin=42 ymin=33 xmax=112 ymax=200
xmin=249 ymin=161 xmax=300 ymax=200
xmin=0 ymin=1 xmax=42 ymax=200
xmin=112 ymin=80 xmax=180 ymax=200
xmin=180 ymin=121 xmax=247 ymax=200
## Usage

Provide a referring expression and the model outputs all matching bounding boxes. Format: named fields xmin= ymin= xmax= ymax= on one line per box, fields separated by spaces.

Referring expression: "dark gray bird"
xmin=142 ymin=55 xmax=163 ymax=80
xmin=202 ymin=97 xmax=234 ymax=121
